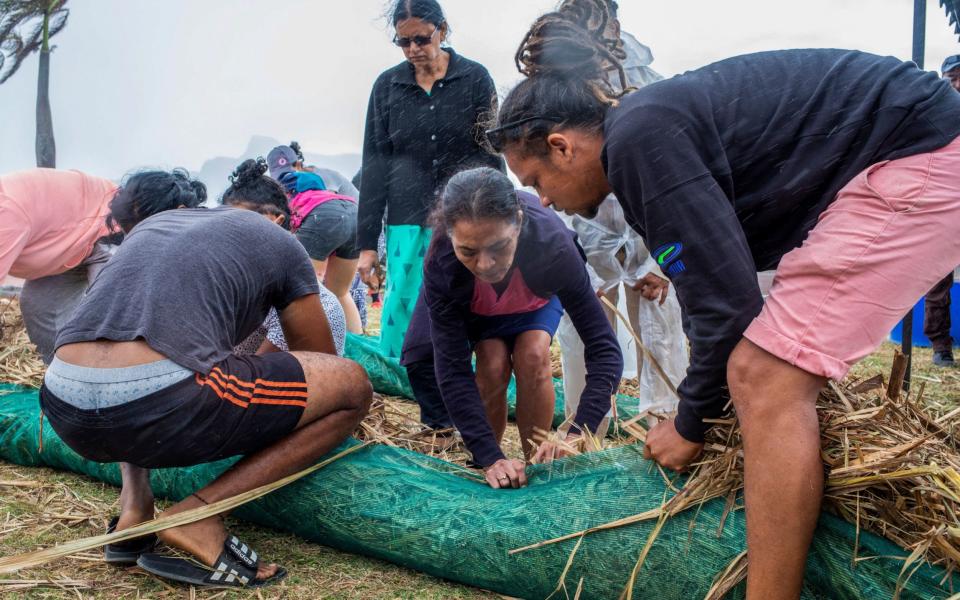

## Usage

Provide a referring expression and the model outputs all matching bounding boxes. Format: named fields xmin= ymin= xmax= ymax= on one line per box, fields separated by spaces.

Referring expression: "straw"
xmin=0 ymin=298 xmax=45 ymax=388
xmin=0 ymin=441 xmax=372 ymax=574
xmin=512 ymin=350 xmax=960 ymax=588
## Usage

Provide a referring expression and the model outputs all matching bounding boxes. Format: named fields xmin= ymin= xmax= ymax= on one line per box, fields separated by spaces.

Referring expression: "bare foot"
xmin=116 ymin=463 xmax=155 ymax=531
xmin=157 ymin=495 xmax=278 ymax=580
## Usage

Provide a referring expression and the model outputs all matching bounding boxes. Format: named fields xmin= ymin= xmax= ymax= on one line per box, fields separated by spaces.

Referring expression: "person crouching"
xmin=39 ymin=173 xmax=371 ymax=588
xmin=420 ymin=167 xmax=622 ymax=488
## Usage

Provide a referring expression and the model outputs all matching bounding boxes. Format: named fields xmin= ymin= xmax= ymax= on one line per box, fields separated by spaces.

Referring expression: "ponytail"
xmin=487 ymin=0 xmax=626 ymax=156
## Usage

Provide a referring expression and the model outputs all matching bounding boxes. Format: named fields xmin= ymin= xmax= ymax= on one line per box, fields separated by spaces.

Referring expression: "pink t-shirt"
xmin=0 ymin=169 xmax=117 ymax=280
xmin=470 ymin=268 xmax=549 ymax=316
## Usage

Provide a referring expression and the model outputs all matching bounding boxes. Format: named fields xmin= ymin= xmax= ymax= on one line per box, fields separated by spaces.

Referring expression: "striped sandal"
xmin=136 ymin=535 xmax=286 ymax=588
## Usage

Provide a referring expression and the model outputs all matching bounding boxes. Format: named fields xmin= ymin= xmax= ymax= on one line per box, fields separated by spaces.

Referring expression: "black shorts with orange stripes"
xmin=40 ymin=352 xmax=308 ymax=469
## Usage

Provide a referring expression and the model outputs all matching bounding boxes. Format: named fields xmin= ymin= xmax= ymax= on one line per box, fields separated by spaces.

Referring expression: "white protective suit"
xmin=559 ymin=34 xmax=689 ymax=423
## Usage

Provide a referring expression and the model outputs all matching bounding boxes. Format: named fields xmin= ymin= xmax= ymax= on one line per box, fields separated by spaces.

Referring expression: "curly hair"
xmin=222 ymin=158 xmax=292 ymax=230
xmin=487 ymin=0 xmax=627 ymax=156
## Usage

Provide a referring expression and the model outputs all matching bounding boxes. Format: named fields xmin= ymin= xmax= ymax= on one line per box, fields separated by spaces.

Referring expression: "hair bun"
xmin=189 ymin=179 xmax=208 ymax=204
xmin=289 ymin=141 xmax=304 ymax=162
xmin=231 ymin=158 xmax=268 ymax=187
xmin=170 ymin=167 xmax=207 ymax=206
xmin=516 ymin=0 xmax=625 ymax=92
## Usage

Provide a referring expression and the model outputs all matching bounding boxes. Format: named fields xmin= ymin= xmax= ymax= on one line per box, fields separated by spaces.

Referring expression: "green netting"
xmin=0 ymin=383 xmax=954 ymax=599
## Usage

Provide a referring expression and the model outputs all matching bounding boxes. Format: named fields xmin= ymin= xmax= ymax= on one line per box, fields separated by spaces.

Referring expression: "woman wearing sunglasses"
xmin=358 ymin=0 xmax=504 ymax=364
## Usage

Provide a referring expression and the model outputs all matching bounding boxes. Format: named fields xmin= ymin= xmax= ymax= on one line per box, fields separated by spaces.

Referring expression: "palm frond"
xmin=0 ymin=0 xmax=68 ymax=85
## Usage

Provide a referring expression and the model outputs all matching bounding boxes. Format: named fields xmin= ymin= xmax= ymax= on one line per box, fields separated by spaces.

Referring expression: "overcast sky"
xmin=1 ymin=0 xmax=959 ymax=179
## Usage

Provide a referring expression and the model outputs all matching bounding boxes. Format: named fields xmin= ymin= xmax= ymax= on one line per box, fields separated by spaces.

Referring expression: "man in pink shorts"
xmin=494 ymin=42 xmax=960 ymax=597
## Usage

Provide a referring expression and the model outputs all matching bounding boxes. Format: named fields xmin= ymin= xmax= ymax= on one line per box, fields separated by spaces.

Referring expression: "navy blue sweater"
xmin=602 ymin=49 xmax=960 ymax=443
xmin=420 ymin=192 xmax=623 ymax=467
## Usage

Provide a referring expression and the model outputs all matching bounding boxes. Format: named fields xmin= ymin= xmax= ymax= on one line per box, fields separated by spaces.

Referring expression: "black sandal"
xmin=104 ymin=516 xmax=158 ymax=565
xmin=136 ymin=535 xmax=286 ymax=588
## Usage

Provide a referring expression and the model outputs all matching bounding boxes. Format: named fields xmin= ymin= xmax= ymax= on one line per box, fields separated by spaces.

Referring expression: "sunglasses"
xmin=393 ymin=24 xmax=440 ymax=48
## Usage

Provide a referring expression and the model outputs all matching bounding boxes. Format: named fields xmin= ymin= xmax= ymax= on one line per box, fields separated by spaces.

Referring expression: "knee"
xmin=344 ymin=360 xmax=373 ymax=417
xmin=513 ymin=339 xmax=552 ymax=382
xmin=476 ymin=354 xmax=512 ymax=389
xmin=727 ymin=341 xmax=771 ymax=418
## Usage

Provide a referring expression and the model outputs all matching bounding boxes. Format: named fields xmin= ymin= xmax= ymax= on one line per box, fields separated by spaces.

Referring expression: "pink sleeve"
xmin=0 ymin=202 xmax=31 ymax=280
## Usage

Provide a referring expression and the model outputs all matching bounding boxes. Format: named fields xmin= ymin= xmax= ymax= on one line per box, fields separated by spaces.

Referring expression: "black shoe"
xmin=932 ymin=350 xmax=956 ymax=367
xmin=104 ymin=516 xmax=158 ymax=565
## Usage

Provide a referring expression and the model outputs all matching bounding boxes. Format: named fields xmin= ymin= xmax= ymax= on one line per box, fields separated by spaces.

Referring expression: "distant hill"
xmin=196 ymin=135 xmax=361 ymax=199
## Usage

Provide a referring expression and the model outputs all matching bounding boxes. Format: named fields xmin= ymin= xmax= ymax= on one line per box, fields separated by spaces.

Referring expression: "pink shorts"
xmin=744 ymin=135 xmax=960 ymax=380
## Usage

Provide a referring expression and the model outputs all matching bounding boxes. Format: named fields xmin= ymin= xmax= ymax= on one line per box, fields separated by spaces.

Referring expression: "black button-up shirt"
xmin=358 ymin=48 xmax=504 ymax=249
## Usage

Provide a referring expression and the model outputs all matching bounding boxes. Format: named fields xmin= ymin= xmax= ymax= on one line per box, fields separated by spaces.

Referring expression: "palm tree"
xmin=0 ymin=1 xmax=69 ymax=168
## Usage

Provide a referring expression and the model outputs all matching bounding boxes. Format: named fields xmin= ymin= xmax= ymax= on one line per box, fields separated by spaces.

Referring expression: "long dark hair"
xmin=487 ymin=0 xmax=625 ymax=156
xmin=431 ymin=167 xmax=521 ymax=233
xmin=222 ymin=158 xmax=292 ymax=230
xmin=106 ymin=168 xmax=206 ymax=233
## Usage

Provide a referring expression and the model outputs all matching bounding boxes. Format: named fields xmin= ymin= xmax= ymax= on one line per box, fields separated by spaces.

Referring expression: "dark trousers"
xmin=924 ymin=271 xmax=955 ymax=353
xmin=405 ymin=356 xmax=452 ymax=429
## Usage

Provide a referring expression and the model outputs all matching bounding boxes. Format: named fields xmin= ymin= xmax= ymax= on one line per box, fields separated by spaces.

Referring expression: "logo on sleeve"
xmin=653 ymin=242 xmax=685 ymax=276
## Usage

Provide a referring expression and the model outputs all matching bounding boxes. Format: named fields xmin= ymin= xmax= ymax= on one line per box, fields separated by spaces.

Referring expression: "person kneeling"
xmin=421 ymin=167 xmax=623 ymax=489
xmin=40 ymin=185 xmax=371 ymax=588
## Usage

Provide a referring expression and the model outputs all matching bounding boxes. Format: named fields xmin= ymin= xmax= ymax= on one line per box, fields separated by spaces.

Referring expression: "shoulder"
xmin=218 ymin=208 xmax=301 ymax=247
xmin=447 ymin=50 xmax=493 ymax=82
xmin=374 ymin=62 xmax=411 ymax=87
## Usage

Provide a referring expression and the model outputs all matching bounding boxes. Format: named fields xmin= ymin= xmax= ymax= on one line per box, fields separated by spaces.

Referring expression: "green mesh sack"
xmin=0 ymin=385 xmax=953 ymax=599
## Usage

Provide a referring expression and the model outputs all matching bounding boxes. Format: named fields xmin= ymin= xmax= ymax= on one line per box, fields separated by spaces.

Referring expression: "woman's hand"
xmin=484 ymin=458 xmax=528 ymax=489
xmin=531 ymin=433 xmax=581 ymax=464
xmin=357 ymin=250 xmax=381 ymax=291
xmin=633 ymin=272 xmax=670 ymax=305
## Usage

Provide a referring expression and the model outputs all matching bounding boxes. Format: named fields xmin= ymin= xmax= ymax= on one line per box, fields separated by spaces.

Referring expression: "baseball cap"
xmin=267 ymin=145 xmax=299 ymax=179
xmin=942 ymin=54 xmax=960 ymax=75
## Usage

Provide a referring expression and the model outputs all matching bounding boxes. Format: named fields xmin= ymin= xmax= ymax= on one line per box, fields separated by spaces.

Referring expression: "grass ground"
xmin=0 ymin=300 xmax=957 ymax=598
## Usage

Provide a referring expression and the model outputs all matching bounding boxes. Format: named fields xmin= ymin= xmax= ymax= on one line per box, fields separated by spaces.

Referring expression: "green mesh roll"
xmin=0 ymin=385 xmax=952 ymax=599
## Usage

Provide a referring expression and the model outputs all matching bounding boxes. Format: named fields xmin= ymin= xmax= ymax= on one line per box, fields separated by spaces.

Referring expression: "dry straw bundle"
xmin=514 ymin=352 xmax=960 ymax=596
xmin=0 ymin=297 xmax=44 ymax=388
xmin=355 ymin=394 xmax=471 ymax=463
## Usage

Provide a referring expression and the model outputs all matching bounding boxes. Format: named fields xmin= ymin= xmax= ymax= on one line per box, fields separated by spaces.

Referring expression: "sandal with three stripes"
xmin=136 ymin=535 xmax=286 ymax=588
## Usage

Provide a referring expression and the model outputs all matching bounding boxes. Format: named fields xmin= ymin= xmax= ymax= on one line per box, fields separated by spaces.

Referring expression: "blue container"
xmin=889 ymin=282 xmax=960 ymax=347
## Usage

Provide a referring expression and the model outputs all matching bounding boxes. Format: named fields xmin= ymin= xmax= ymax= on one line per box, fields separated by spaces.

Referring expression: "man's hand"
xmin=357 ymin=250 xmax=380 ymax=291
xmin=531 ymin=433 xmax=582 ymax=464
xmin=484 ymin=458 xmax=528 ymax=489
xmin=633 ymin=272 xmax=670 ymax=305
xmin=642 ymin=417 xmax=704 ymax=471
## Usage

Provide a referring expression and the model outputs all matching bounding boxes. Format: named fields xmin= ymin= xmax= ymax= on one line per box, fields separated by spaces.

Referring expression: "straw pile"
xmin=515 ymin=352 xmax=960 ymax=596
xmin=0 ymin=297 xmax=44 ymax=388
xmin=355 ymin=393 xmax=536 ymax=466
xmin=691 ymin=353 xmax=960 ymax=590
